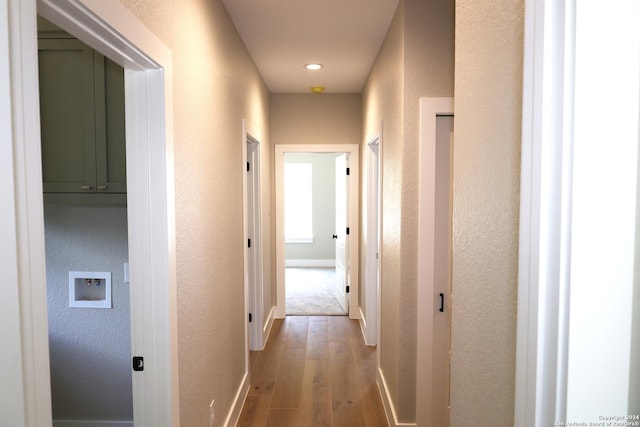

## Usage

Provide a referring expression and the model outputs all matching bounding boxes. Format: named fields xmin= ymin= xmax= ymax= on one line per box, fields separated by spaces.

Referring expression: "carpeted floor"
xmin=285 ymin=267 xmax=346 ymax=315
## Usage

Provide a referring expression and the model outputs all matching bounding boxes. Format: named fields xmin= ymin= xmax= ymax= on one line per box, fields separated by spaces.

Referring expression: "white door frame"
xmin=1 ymin=0 xmax=178 ymax=425
xmin=417 ymin=97 xmax=454 ymax=427
xmin=242 ymin=120 xmax=268 ymax=351
xmin=362 ymin=134 xmax=381 ymax=346
xmin=275 ymin=144 xmax=359 ymax=319
xmin=515 ymin=0 xmax=640 ymax=424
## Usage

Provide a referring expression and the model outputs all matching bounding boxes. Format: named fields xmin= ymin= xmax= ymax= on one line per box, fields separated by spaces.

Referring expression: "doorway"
xmin=2 ymin=1 xmax=178 ymax=425
xmin=417 ymin=97 xmax=454 ymax=427
xmin=244 ymin=128 xmax=267 ymax=350
xmin=283 ymin=152 xmax=346 ymax=316
xmin=275 ymin=144 xmax=360 ymax=319
xmin=362 ymin=134 xmax=381 ymax=345
xmin=38 ymin=17 xmax=133 ymax=423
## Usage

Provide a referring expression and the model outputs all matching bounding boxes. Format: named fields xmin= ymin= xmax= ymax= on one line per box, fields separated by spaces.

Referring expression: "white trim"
xmin=261 ymin=306 xmax=276 ymax=350
xmin=222 ymin=371 xmax=250 ymax=427
xmin=515 ymin=1 xmax=575 ymax=425
xmin=0 ymin=1 xmax=51 ymax=425
xmin=2 ymin=1 xmax=179 ymax=425
xmin=361 ymin=133 xmax=381 ymax=346
xmin=243 ymin=120 xmax=265 ymax=352
xmin=285 ymin=237 xmax=314 ymax=244
xmin=417 ymin=97 xmax=453 ymax=427
xmin=284 ymin=259 xmax=335 ymax=268
xmin=377 ymin=368 xmax=417 ymax=427
xmin=53 ymin=421 xmax=133 ymax=427
xmin=275 ymin=144 xmax=360 ymax=319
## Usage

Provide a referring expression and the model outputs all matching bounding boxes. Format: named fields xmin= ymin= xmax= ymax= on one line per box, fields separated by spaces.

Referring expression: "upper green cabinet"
xmin=38 ymin=36 xmax=126 ymax=194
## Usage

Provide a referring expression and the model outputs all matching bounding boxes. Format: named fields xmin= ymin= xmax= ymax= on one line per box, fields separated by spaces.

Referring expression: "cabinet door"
xmin=95 ymin=54 xmax=127 ymax=193
xmin=38 ymin=38 xmax=97 ymax=193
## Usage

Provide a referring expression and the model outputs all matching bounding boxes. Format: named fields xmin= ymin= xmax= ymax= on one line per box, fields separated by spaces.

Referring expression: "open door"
xmin=417 ymin=97 xmax=454 ymax=427
xmin=334 ymin=153 xmax=349 ymax=313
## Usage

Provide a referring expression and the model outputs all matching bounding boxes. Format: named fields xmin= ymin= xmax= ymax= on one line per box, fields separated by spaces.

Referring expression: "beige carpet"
xmin=285 ymin=268 xmax=346 ymax=315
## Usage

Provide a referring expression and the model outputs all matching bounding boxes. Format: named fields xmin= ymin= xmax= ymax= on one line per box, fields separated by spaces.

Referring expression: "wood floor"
xmin=238 ymin=316 xmax=388 ymax=427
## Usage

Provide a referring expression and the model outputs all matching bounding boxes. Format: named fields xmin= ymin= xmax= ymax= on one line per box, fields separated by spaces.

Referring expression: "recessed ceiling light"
xmin=304 ymin=63 xmax=323 ymax=70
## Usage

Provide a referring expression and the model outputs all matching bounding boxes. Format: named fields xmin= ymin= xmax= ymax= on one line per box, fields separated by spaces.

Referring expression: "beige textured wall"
xmin=362 ymin=0 xmax=454 ymax=422
xmin=270 ymin=94 xmax=362 ymax=146
xmin=362 ymin=4 xmax=404 ymax=418
xmin=450 ymin=1 xmax=523 ymax=426
xmin=118 ymin=1 xmax=270 ymax=425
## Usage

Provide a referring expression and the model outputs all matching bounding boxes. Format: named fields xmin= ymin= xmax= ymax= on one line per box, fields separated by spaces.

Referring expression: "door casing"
xmin=417 ymin=97 xmax=454 ymax=427
xmin=362 ymin=134 xmax=381 ymax=346
xmin=274 ymin=144 xmax=360 ymax=319
xmin=1 ymin=0 xmax=178 ymax=425
xmin=243 ymin=122 xmax=271 ymax=351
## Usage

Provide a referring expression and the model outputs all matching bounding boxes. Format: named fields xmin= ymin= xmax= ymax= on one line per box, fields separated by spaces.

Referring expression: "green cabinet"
xmin=38 ymin=37 xmax=126 ymax=194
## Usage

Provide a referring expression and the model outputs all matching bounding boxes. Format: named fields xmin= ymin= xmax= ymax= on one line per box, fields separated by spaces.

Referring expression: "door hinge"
xmin=346 ymin=167 xmax=350 ymax=176
xmin=247 ymin=162 xmax=250 ymax=172
xmin=132 ymin=356 xmax=144 ymax=372
xmin=249 ymin=313 xmax=252 ymax=322
xmin=248 ymin=238 xmax=251 ymax=248
xmin=346 ymin=285 xmax=350 ymax=293
xmin=346 ymin=227 xmax=350 ymax=235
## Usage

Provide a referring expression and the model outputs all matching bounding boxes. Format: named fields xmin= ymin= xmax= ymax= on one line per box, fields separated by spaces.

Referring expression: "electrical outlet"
xmin=209 ymin=399 xmax=215 ymax=427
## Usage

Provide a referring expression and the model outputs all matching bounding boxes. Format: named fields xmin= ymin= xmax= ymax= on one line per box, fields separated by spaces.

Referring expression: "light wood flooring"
xmin=238 ymin=316 xmax=388 ymax=427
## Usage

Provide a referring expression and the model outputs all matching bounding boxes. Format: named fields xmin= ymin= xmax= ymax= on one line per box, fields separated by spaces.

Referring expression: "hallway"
xmin=238 ymin=316 xmax=388 ymax=426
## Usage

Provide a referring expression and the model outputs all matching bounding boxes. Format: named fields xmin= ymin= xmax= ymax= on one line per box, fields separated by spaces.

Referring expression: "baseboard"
xmin=262 ymin=306 xmax=275 ymax=349
xmin=358 ymin=307 xmax=376 ymax=346
xmin=53 ymin=421 xmax=132 ymax=427
xmin=285 ymin=259 xmax=335 ymax=268
xmin=223 ymin=370 xmax=250 ymax=427
xmin=377 ymin=368 xmax=417 ymax=427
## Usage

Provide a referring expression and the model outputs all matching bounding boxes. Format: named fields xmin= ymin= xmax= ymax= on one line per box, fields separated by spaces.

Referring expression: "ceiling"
xmin=221 ymin=0 xmax=399 ymax=94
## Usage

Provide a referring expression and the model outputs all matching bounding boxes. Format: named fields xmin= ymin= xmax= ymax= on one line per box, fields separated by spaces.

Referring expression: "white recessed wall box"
xmin=69 ymin=271 xmax=112 ymax=308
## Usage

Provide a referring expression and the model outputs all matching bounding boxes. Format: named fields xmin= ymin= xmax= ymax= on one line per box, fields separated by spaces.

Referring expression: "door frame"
xmin=362 ymin=134 xmax=381 ymax=346
xmin=274 ymin=144 xmax=360 ymax=319
xmin=1 ymin=0 xmax=178 ymax=425
xmin=515 ymin=1 xmax=640 ymax=424
xmin=417 ymin=97 xmax=454 ymax=427
xmin=242 ymin=120 xmax=270 ymax=351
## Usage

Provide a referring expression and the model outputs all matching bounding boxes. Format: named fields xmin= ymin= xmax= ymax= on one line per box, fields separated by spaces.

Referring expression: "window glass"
xmin=284 ymin=163 xmax=313 ymax=241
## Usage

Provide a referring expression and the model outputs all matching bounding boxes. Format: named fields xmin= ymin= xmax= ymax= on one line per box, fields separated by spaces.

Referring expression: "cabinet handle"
xmin=97 ymin=185 xmax=107 ymax=191
xmin=80 ymin=185 xmax=94 ymax=190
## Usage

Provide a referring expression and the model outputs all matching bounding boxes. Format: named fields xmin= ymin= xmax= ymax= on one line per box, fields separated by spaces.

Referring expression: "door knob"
xmin=332 ymin=234 xmax=338 ymax=239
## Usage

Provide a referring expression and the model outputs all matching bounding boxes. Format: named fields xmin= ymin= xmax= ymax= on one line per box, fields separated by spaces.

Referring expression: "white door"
xmin=245 ymin=135 xmax=263 ymax=350
xmin=432 ymin=114 xmax=453 ymax=426
xmin=364 ymin=136 xmax=381 ymax=345
xmin=334 ymin=153 xmax=349 ymax=313
xmin=417 ymin=98 xmax=454 ymax=427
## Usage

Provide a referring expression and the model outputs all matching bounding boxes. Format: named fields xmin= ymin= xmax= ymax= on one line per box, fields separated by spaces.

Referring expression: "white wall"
xmin=44 ymin=202 xmax=132 ymax=422
xmin=565 ymin=1 xmax=640 ymax=420
xmin=284 ymin=152 xmax=336 ymax=263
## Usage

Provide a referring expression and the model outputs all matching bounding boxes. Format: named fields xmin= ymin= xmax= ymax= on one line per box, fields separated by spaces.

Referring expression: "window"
xmin=284 ymin=162 xmax=313 ymax=242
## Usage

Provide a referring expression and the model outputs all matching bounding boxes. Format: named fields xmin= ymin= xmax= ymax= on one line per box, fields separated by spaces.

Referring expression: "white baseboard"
xmin=53 ymin=421 xmax=132 ymax=427
xmin=285 ymin=259 xmax=335 ymax=268
xmin=358 ymin=307 xmax=376 ymax=346
xmin=261 ymin=306 xmax=275 ymax=349
xmin=377 ymin=368 xmax=417 ymax=427
xmin=223 ymin=370 xmax=250 ymax=427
